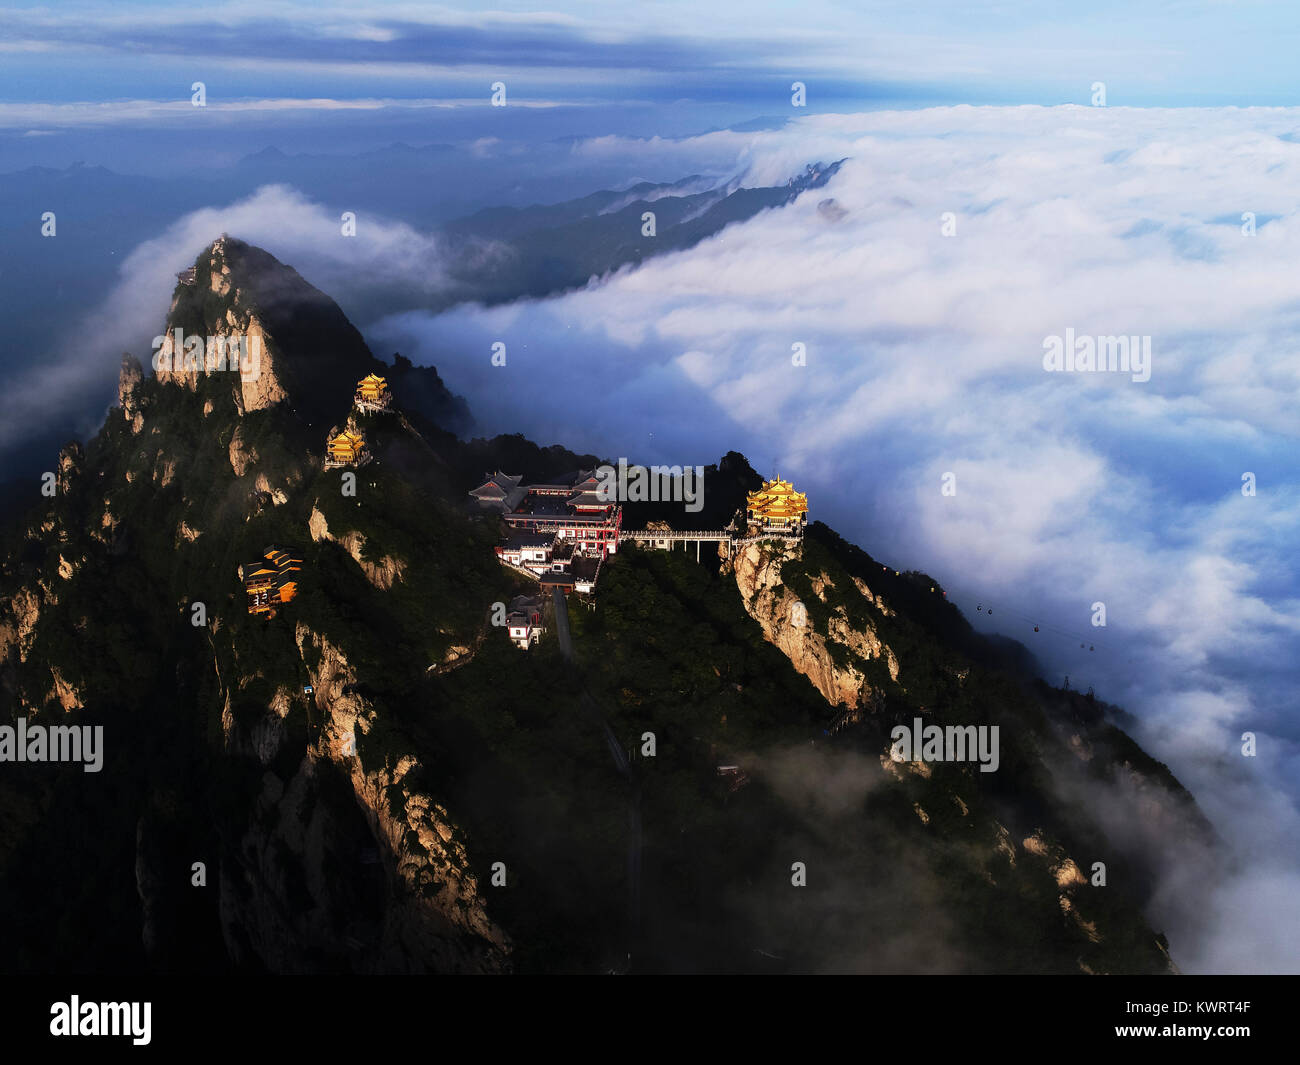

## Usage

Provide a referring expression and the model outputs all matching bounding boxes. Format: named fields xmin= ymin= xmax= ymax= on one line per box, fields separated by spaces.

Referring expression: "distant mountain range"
xmin=438 ymin=161 xmax=845 ymax=305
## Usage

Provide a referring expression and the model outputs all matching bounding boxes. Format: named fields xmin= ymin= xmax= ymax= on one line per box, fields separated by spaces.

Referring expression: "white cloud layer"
xmin=0 ymin=184 xmax=452 ymax=448
xmin=370 ymin=105 xmax=1300 ymax=972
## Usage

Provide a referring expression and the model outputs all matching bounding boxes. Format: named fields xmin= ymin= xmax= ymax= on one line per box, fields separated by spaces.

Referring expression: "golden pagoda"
xmin=354 ymin=373 xmax=391 ymax=411
xmin=745 ymin=477 xmax=808 ymax=534
xmin=325 ymin=429 xmax=370 ymax=469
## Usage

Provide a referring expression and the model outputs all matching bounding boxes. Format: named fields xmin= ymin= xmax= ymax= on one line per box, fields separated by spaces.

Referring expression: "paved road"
xmin=552 ymin=585 xmax=572 ymax=657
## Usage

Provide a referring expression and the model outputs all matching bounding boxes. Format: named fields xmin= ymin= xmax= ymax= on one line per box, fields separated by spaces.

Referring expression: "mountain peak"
xmin=155 ymin=237 xmax=384 ymax=424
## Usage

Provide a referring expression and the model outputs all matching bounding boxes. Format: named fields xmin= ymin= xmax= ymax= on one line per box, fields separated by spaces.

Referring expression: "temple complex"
xmin=471 ymin=468 xmax=623 ymax=569
xmin=497 ymin=469 xmax=623 ymax=557
xmin=239 ymin=545 xmax=303 ymax=616
xmin=476 ymin=467 xmax=808 ymax=605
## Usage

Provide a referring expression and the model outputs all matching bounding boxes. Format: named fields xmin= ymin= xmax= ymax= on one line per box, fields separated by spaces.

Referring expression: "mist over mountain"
xmin=0 ymin=154 xmax=841 ymax=508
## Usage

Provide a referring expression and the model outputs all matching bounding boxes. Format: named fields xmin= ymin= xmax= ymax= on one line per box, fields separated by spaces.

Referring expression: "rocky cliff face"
xmin=154 ymin=240 xmax=287 ymax=413
xmin=118 ymin=354 xmax=145 ymax=434
xmin=309 ymin=628 xmax=504 ymax=959
xmin=206 ymin=625 xmax=508 ymax=973
xmin=307 ymin=505 xmax=406 ymax=590
xmin=0 ymin=541 xmax=85 ymax=712
xmin=0 ymin=235 xmax=509 ymax=972
xmin=729 ymin=539 xmax=898 ymax=711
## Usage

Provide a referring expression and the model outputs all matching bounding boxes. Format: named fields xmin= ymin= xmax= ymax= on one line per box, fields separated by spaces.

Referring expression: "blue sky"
xmin=6 ymin=1 xmax=1300 ymax=175
xmin=3 ymin=1 xmax=1300 ymax=116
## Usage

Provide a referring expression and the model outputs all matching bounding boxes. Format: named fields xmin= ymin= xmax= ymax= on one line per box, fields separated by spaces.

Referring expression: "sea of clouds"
xmin=372 ymin=106 xmax=1300 ymax=973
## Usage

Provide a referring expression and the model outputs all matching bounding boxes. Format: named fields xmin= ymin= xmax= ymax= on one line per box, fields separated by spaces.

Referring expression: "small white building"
xmin=506 ymin=594 xmax=543 ymax=650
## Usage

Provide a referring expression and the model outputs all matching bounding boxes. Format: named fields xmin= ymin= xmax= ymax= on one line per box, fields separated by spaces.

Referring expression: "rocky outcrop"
xmin=156 ymin=241 xmax=288 ymax=413
xmin=828 ymin=610 xmax=896 ymax=677
xmin=93 ymin=508 xmax=119 ymax=547
xmin=1 ymin=586 xmax=43 ymax=664
xmin=249 ymin=685 xmax=294 ymax=766
xmin=118 ymin=354 xmax=145 ymax=434
xmin=1059 ymin=894 xmax=1101 ymax=944
xmin=253 ymin=473 xmax=288 ymax=506
xmin=1022 ymin=829 xmax=1091 ymax=892
xmin=293 ymin=625 xmax=508 ymax=971
xmin=880 ymin=750 xmax=932 ymax=781
xmin=308 ymin=505 xmax=406 ymax=590
xmin=438 ymin=643 xmax=474 ymax=671
xmin=231 ymin=315 xmax=284 ymax=414
xmin=48 ymin=667 xmax=84 ymax=712
xmin=56 ymin=442 xmax=83 ymax=495
xmin=153 ymin=456 xmax=177 ymax=487
xmin=228 ymin=425 xmax=255 ymax=478
xmin=730 ymin=541 xmax=898 ymax=711
xmin=851 ymin=575 xmax=893 ymax=616
xmin=208 ymin=622 xmax=509 ymax=973
xmin=156 ymin=236 xmax=386 ymax=427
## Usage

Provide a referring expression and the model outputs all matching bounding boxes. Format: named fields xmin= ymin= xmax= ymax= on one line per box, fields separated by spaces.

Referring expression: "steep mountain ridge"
xmin=440 ymin=159 xmax=848 ymax=305
xmin=714 ymin=520 xmax=1210 ymax=971
xmin=0 ymin=238 xmax=513 ymax=971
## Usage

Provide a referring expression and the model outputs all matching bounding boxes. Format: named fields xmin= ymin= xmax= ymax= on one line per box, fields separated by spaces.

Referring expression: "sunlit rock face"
xmin=730 ymin=540 xmax=898 ymax=711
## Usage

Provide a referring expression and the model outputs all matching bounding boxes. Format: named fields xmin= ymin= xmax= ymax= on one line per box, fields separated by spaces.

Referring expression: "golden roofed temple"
xmin=745 ymin=477 xmax=808 ymax=535
xmin=354 ymin=373 xmax=391 ymax=412
xmin=325 ymin=429 xmax=370 ymax=469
